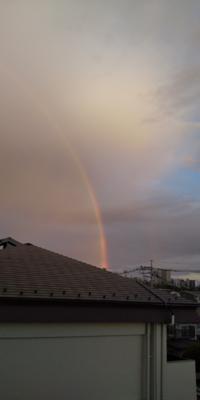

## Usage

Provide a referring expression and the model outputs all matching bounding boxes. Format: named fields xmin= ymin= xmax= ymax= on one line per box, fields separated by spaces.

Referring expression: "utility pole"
xmin=150 ymin=259 xmax=153 ymax=287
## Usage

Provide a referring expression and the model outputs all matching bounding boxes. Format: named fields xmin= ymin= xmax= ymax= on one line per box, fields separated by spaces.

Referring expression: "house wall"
xmin=0 ymin=323 xmax=145 ymax=400
xmin=1 ymin=322 xmax=193 ymax=400
xmin=165 ymin=360 xmax=196 ymax=400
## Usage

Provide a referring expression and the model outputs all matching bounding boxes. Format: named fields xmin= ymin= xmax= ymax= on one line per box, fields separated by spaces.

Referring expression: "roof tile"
xmin=0 ymin=241 xmax=161 ymax=304
xmin=0 ymin=240 xmax=195 ymax=306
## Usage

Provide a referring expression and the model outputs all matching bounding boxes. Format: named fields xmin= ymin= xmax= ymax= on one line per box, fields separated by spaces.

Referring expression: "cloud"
xmin=156 ymin=66 xmax=200 ymax=117
xmin=105 ymin=194 xmax=200 ymax=268
xmin=183 ymin=157 xmax=200 ymax=171
xmin=0 ymin=1 xmax=200 ymax=269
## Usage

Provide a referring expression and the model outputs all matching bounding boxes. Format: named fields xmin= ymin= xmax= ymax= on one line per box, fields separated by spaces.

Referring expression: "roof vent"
xmin=0 ymin=237 xmax=20 ymax=249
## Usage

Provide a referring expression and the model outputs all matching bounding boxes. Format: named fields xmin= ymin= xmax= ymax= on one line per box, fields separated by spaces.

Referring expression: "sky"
xmin=1 ymin=0 xmax=200 ymax=273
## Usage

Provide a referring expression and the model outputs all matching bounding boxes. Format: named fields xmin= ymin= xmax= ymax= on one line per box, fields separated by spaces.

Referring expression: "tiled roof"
xmin=0 ymin=238 xmax=196 ymax=307
xmin=152 ymin=288 xmax=195 ymax=305
xmin=184 ymin=291 xmax=200 ymax=300
xmin=0 ymin=238 xmax=163 ymax=304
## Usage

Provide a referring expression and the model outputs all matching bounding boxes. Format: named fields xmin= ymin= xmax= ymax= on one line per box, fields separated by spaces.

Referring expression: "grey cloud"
xmin=106 ymin=198 xmax=200 ymax=268
xmin=101 ymin=195 xmax=199 ymax=224
xmin=156 ymin=67 xmax=200 ymax=115
xmin=183 ymin=157 xmax=200 ymax=172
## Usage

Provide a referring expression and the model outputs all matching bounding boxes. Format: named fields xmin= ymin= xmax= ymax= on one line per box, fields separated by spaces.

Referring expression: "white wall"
xmin=166 ymin=360 xmax=196 ymax=400
xmin=0 ymin=323 xmax=145 ymax=400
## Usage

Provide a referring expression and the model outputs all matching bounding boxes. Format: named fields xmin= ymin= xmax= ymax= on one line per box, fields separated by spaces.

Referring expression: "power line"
xmin=118 ymin=266 xmax=200 ymax=274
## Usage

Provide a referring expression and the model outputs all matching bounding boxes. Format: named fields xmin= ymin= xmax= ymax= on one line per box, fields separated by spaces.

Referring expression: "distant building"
xmin=188 ymin=280 xmax=196 ymax=290
xmin=172 ymin=278 xmax=196 ymax=289
xmin=152 ymin=268 xmax=171 ymax=285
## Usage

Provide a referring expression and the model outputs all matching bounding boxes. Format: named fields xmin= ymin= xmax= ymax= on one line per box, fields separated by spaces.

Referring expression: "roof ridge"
xmin=0 ymin=241 xmax=104 ymax=270
xmin=136 ymin=279 xmax=166 ymax=304
xmin=25 ymin=243 xmax=110 ymax=271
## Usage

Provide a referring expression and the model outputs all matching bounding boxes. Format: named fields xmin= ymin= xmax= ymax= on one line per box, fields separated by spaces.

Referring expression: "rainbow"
xmin=63 ymin=148 xmax=109 ymax=269
xmin=1 ymin=64 xmax=109 ymax=268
